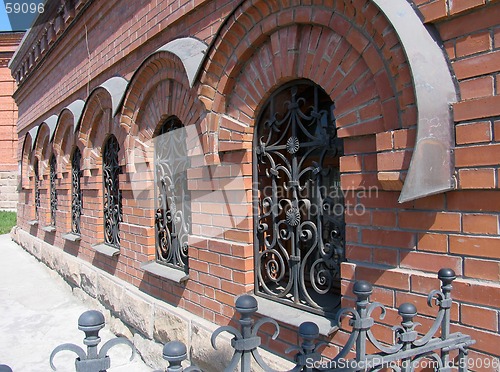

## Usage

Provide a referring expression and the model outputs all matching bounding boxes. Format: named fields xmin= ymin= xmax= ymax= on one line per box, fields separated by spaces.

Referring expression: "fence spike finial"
xmin=78 ymin=310 xmax=105 ymax=351
xmin=397 ymin=302 xmax=419 ymax=345
xmin=438 ymin=268 xmax=456 ymax=287
xmin=163 ymin=341 xmax=187 ymax=372
xmin=353 ymin=280 xmax=372 ymax=302
xmin=291 ymin=321 xmax=324 ymax=371
xmin=50 ymin=310 xmax=135 ymax=371
xmin=398 ymin=303 xmax=417 ymax=325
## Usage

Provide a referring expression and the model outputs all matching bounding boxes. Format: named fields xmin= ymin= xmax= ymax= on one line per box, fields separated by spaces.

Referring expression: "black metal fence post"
xmin=80 ymin=310 xmax=104 ymax=360
xmin=398 ymin=303 xmax=418 ymax=372
xmin=353 ymin=280 xmax=372 ymax=365
xmin=296 ymin=322 xmax=322 ymax=372
xmin=236 ymin=295 xmax=256 ymax=371
xmin=212 ymin=294 xmax=280 ymax=372
xmin=155 ymin=340 xmax=201 ymax=372
xmin=438 ymin=268 xmax=455 ymax=370
xmin=285 ymin=321 xmax=325 ymax=371
xmin=330 ymin=269 xmax=475 ymax=372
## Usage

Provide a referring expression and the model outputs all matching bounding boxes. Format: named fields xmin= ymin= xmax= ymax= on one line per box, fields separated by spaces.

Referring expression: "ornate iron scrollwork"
xmin=103 ymin=135 xmax=121 ymax=248
xmin=50 ymin=154 xmax=58 ymax=227
xmin=155 ymin=118 xmax=191 ymax=271
xmin=254 ymin=80 xmax=344 ymax=315
xmin=71 ymin=148 xmax=82 ymax=235
xmin=34 ymin=160 xmax=40 ymax=221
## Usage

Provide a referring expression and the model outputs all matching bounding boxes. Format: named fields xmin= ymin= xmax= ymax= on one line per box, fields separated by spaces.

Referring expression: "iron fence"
xmin=49 ymin=310 xmax=135 ymax=372
xmin=48 ymin=268 xmax=474 ymax=372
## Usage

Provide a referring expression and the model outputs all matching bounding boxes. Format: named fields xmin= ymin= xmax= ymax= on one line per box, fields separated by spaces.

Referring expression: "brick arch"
xmin=200 ymin=0 xmax=410 ymax=111
xmin=21 ymin=134 xmax=33 ymax=189
xmin=70 ymin=144 xmax=84 ymax=166
xmin=78 ymin=89 xmax=127 ymax=176
xmin=33 ymin=123 xmax=51 ymax=177
xmin=121 ymin=51 xmax=191 ymax=131
xmin=78 ymin=89 xmax=113 ymax=148
xmin=136 ymin=79 xmax=205 ymax=137
xmin=53 ymin=110 xmax=76 ymax=176
xmin=199 ymin=0 xmax=415 ymax=159
xmin=230 ymin=24 xmax=396 ymax=132
xmin=120 ymin=51 xmax=206 ymax=171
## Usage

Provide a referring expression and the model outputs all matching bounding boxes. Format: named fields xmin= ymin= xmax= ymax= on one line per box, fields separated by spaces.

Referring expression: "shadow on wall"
xmin=62 ymin=239 xmax=80 ymax=257
xmin=343 ymin=186 xmax=455 ymax=316
xmin=92 ymin=251 xmax=118 ymax=276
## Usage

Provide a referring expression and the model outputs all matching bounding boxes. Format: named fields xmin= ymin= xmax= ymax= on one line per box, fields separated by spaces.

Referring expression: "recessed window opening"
xmin=254 ymin=79 xmax=345 ymax=316
xmin=154 ymin=117 xmax=191 ymax=272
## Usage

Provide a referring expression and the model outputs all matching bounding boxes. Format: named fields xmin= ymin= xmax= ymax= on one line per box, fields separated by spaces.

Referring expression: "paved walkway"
xmin=0 ymin=234 xmax=152 ymax=372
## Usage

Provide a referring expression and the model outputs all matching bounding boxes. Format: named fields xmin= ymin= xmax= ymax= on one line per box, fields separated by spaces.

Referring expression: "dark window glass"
xmin=254 ymin=80 xmax=345 ymax=316
xmin=49 ymin=154 xmax=57 ymax=227
xmin=34 ymin=159 xmax=40 ymax=221
xmin=71 ymin=148 xmax=82 ymax=234
xmin=103 ymin=135 xmax=121 ymax=248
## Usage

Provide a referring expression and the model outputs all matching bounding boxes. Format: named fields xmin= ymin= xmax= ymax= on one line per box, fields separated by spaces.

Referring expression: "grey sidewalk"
xmin=0 ymin=233 xmax=152 ymax=372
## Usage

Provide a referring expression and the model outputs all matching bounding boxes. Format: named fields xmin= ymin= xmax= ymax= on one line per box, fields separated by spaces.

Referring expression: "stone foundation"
xmin=11 ymin=227 xmax=293 ymax=371
xmin=0 ymin=171 xmax=18 ymax=211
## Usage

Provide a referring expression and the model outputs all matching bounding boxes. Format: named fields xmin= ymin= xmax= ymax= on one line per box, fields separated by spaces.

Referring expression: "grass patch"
xmin=0 ymin=211 xmax=16 ymax=235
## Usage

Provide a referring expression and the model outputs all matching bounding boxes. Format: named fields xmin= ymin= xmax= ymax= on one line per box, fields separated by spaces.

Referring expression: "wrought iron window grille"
xmin=50 ymin=154 xmax=58 ymax=227
xmin=154 ymin=117 xmax=191 ymax=272
xmin=71 ymin=148 xmax=83 ymax=235
xmin=102 ymin=135 xmax=122 ymax=249
xmin=34 ymin=160 xmax=41 ymax=221
xmin=254 ymin=80 xmax=345 ymax=317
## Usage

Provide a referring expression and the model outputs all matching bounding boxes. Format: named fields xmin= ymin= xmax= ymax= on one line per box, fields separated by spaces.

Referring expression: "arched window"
xmin=254 ymin=80 xmax=345 ymax=316
xmin=49 ymin=154 xmax=57 ymax=227
xmin=102 ymin=135 xmax=121 ymax=248
xmin=71 ymin=147 xmax=82 ymax=235
xmin=34 ymin=159 xmax=40 ymax=221
xmin=154 ymin=117 xmax=191 ymax=272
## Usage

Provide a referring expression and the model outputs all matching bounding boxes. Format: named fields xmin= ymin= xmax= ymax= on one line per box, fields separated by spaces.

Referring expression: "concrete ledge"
xmin=141 ymin=261 xmax=189 ymax=283
xmin=62 ymin=232 xmax=81 ymax=241
xmin=92 ymin=243 xmax=120 ymax=257
xmin=41 ymin=225 xmax=56 ymax=233
xmin=255 ymin=295 xmax=339 ymax=336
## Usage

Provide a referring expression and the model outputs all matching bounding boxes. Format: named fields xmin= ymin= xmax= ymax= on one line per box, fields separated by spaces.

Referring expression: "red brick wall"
xmin=0 ymin=32 xmax=23 ymax=210
xmin=11 ymin=0 xmax=500 ymax=367
xmin=0 ymin=33 xmax=21 ymax=171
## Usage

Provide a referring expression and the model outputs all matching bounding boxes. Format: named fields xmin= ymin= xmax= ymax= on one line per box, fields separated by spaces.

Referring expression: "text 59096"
xmin=5 ymin=2 xmax=44 ymax=14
